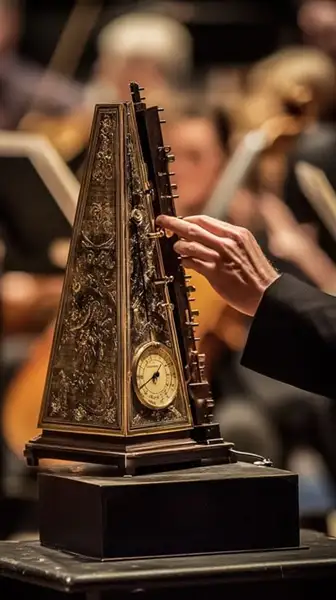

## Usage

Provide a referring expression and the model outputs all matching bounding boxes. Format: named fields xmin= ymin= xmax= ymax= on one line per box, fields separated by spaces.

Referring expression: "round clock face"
xmin=132 ymin=342 xmax=179 ymax=410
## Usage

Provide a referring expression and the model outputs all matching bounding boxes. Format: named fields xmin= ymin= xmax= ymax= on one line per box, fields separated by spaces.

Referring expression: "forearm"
xmin=241 ymin=274 xmax=336 ymax=399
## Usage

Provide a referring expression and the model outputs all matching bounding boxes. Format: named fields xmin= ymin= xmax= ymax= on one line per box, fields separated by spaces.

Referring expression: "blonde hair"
xmin=97 ymin=12 xmax=193 ymax=82
xmin=246 ymin=46 xmax=336 ymax=117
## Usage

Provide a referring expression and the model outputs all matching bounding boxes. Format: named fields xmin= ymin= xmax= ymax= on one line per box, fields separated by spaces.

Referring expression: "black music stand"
xmin=0 ymin=131 xmax=78 ymax=274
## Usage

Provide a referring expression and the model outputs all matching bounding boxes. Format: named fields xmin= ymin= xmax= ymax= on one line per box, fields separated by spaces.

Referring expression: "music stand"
xmin=0 ymin=131 xmax=79 ymax=274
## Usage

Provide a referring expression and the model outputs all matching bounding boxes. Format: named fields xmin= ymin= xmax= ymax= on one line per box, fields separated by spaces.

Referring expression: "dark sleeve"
xmin=241 ymin=274 xmax=336 ymax=399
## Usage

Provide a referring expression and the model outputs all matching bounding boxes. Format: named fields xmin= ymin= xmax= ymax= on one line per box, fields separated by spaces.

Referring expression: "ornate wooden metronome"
xmin=24 ymin=83 xmax=234 ymax=474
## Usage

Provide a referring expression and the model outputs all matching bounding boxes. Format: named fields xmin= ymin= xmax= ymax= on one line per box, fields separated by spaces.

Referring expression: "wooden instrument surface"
xmin=2 ymin=323 xmax=54 ymax=460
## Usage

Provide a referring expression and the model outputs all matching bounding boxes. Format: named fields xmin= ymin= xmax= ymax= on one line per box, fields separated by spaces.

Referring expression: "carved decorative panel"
xmin=39 ymin=107 xmax=121 ymax=432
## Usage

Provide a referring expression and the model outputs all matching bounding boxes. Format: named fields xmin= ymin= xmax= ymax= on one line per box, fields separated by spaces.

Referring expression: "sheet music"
xmin=0 ymin=131 xmax=79 ymax=226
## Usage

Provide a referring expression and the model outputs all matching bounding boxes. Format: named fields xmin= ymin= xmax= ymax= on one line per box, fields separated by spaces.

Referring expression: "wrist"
xmin=251 ymin=272 xmax=281 ymax=317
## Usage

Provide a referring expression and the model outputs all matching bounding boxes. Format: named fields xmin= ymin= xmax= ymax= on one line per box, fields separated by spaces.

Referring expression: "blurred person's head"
xmin=298 ymin=0 xmax=336 ymax=58
xmin=168 ymin=104 xmax=231 ymax=216
xmin=94 ymin=11 xmax=193 ymax=102
xmin=246 ymin=46 xmax=335 ymax=122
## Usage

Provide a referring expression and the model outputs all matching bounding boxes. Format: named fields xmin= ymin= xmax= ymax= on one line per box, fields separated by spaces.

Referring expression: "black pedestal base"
xmin=38 ymin=462 xmax=300 ymax=560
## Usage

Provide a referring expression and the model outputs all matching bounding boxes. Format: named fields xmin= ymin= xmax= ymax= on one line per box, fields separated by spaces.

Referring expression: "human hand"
xmin=156 ymin=214 xmax=279 ymax=317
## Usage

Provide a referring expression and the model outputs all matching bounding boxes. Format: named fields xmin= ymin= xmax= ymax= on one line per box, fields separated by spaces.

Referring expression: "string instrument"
xmin=204 ymin=87 xmax=313 ymax=221
xmin=1 ymin=89 xmax=311 ymax=460
xmin=18 ymin=110 xmax=93 ymax=166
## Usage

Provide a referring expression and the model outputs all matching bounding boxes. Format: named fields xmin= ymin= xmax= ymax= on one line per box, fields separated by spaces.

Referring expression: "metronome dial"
xmin=132 ymin=342 xmax=179 ymax=410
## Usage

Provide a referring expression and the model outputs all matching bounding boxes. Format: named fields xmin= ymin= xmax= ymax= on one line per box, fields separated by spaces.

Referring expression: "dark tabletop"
xmin=0 ymin=530 xmax=335 ymax=593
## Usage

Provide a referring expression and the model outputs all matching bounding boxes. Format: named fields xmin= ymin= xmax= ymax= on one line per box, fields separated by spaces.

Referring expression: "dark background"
xmin=18 ymin=0 xmax=300 ymax=81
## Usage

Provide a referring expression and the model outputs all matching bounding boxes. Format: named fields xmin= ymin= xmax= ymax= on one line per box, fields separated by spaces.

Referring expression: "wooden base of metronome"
xmin=24 ymin=426 xmax=235 ymax=475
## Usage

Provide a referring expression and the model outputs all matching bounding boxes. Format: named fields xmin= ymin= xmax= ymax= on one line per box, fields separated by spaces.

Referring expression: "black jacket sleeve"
xmin=241 ymin=274 xmax=336 ymax=399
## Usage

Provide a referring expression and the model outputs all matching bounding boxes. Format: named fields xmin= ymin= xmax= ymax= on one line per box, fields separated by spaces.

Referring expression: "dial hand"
xmin=139 ymin=368 xmax=160 ymax=390
xmin=152 ymin=362 xmax=164 ymax=384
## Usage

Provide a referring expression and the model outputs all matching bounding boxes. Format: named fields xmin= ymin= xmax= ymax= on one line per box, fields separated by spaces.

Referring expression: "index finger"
xmin=156 ymin=214 xmax=224 ymax=254
xmin=184 ymin=215 xmax=243 ymax=238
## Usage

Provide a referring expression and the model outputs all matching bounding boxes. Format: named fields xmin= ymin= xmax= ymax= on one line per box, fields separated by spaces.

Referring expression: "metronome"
xmin=24 ymin=82 xmax=234 ymax=474
xmin=23 ymin=84 xmax=300 ymax=560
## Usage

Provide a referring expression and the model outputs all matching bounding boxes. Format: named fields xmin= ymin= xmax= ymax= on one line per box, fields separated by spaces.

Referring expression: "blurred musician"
xmin=298 ymin=0 xmax=336 ymax=61
xmin=245 ymin=45 xmax=335 ymax=122
xmin=169 ymin=104 xmax=231 ymax=216
xmin=20 ymin=10 xmax=193 ymax=172
xmin=230 ymin=46 xmax=336 ymax=272
xmin=168 ymin=101 xmax=252 ymax=358
xmin=247 ymin=46 xmax=336 ymax=287
xmin=0 ymin=0 xmax=82 ymax=131
xmin=92 ymin=11 xmax=192 ymax=104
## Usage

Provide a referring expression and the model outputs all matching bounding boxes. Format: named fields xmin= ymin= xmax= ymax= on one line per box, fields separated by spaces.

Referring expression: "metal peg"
xmin=147 ymin=229 xmax=165 ymax=239
xmin=186 ymin=285 xmax=196 ymax=293
xmin=154 ymin=276 xmax=174 ymax=286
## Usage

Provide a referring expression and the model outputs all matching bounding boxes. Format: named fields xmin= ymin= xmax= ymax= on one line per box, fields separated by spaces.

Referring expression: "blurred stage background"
xmin=1 ymin=0 xmax=336 ymax=540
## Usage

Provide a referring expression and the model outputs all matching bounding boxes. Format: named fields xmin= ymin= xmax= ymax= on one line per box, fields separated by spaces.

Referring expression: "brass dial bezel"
xmin=132 ymin=341 xmax=179 ymax=410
